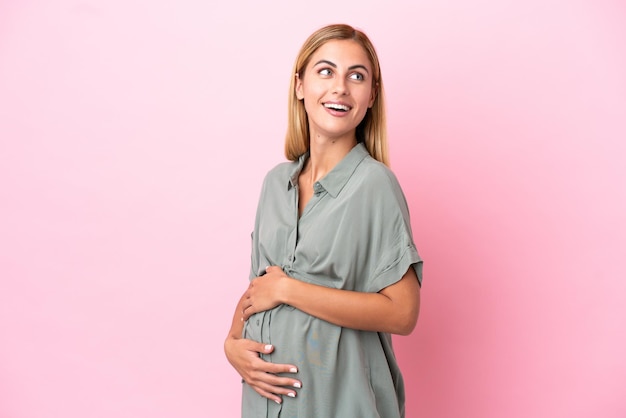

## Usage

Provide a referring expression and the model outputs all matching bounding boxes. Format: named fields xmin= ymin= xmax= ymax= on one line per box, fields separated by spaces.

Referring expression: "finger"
xmin=242 ymin=305 xmax=254 ymax=321
xmin=247 ymin=373 xmax=300 ymax=399
xmin=253 ymin=383 xmax=297 ymax=402
xmin=265 ymin=265 xmax=281 ymax=273
xmin=242 ymin=300 xmax=250 ymax=314
xmin=252 ymin=386 xmax=283 ymax=405
xmin=260 ymin=362 xmax=299 ymax=376
xmin=239 ymin=340 xmax=273 ymax=354
xmin=249 ymin=371 xmax=301 ymax=389
xmin=241 ymin=341 xmax=301 ymax=376
xmin=249 ymin=361 xmax=301 ymax=390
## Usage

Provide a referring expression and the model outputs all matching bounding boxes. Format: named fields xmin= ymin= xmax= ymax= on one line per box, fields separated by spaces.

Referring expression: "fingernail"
xmin=264 ymin=344 xmax=273 ymax=351
xmin=274 ymin=399 xmax=281 ymax=404
xmin=289 ymin=367 xmax=298 ymax=373
xmin=287 ymin=392 xmax=296 ymax=398
xmin=293 ymin=382 xmax=301 ymax=388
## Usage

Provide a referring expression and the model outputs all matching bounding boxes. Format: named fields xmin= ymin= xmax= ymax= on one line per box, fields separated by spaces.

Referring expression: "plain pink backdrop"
xmin=1 ymin=1 xmax=625 ymax=417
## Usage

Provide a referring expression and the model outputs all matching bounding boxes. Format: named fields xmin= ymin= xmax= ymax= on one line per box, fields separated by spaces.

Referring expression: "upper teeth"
xmin=324 ymin=103 xmax=350 ymax=111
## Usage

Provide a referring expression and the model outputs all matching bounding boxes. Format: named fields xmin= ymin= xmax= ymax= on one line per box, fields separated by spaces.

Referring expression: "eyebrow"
xmin=313 ymin=59 xmax=370 ymax=74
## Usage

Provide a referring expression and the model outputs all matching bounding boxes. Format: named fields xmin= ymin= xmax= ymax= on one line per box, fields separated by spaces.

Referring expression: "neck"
xmin=304 ymin=133 xmax=357 ymax=183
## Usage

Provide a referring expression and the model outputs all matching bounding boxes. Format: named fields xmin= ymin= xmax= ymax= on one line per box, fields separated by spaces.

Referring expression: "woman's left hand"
xmin=242 ymin=266 xmax=289 ymax=321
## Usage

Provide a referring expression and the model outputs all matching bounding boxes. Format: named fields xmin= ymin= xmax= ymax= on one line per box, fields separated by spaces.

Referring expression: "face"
xmin=296 ymin=39 xmax=376 ymax=143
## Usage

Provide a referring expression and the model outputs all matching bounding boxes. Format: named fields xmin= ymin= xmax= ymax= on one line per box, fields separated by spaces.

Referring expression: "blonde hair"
xmin=284 ymin=24 xmax=389 ymax=166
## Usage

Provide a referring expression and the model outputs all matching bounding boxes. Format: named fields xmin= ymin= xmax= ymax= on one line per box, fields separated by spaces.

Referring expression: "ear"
xmin=295 ymin=73 xmax=304 ymax=100
xmin=368 ymin=82 xmax=377 ymax=108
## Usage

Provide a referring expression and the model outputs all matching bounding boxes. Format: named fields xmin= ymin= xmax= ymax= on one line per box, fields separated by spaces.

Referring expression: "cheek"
xmin=303 ymin=100 xmax=316 ymax=117
xmin=354 ymin=89 xmax=374 ymax=114
xmin=301 ymin=85 xmax=326 ymax=114
xmin=302 ymin=82 xmax=325 ymax=100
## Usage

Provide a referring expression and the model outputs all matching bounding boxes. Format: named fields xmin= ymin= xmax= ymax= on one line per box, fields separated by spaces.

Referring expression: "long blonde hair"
xmin=284 ymin=24 xmax=389 ymax=166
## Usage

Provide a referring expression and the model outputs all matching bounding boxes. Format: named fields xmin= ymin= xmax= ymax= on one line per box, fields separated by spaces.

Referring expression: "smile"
xmin=323 ymin=102 xmax=351 ymax=112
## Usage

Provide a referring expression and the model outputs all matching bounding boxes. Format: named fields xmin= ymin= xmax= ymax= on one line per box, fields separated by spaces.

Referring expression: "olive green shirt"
xmin=243 ymin=143 xmax=422 ymax=418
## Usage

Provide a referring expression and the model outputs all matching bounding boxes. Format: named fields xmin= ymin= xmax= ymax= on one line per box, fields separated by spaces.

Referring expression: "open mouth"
xmin=323 ymin=103 xmax=351 ymax=112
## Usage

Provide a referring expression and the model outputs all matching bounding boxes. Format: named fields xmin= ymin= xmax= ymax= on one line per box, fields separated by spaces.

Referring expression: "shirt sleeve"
xmin=365 ymin=166 xmax=423 ymax=292
xmin=249 ymin=230 xmax=258 ymax=281
xmin=248 ymin=172 xmax=270 ymax=281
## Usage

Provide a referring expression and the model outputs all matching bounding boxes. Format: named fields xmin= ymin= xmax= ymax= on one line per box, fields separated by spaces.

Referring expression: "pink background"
xmin=1 ymin=1 xmax=625 ymax=417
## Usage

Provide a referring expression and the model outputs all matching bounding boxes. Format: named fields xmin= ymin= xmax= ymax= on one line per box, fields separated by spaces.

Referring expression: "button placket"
xmin=287 ymin=211 xmax=298 ymax=269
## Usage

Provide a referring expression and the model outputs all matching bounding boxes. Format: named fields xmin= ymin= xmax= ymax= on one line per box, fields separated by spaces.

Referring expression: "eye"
xmin=349 ymin=72 xmax=364 ymax=81
xmin=318 ymin=68 xmax=332 ymax=76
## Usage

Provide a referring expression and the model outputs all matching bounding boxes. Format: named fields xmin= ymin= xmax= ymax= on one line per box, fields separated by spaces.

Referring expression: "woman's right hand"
xmin=224 ymin=335 xmax=301 ymax=404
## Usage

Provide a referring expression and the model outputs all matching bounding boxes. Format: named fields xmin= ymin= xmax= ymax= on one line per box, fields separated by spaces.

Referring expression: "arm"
xmin=242 ymin=266 xmax=421 ymax=336
xmin=224 ymin=292 xmax=302 ymax=404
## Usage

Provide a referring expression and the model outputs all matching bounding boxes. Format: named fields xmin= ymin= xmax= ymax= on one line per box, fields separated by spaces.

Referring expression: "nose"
xmin=332 ymin=76 xmax=349 ymax=95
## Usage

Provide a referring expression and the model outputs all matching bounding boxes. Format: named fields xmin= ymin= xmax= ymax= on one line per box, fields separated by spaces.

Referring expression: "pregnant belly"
xmin=244 ymin=304 xmax=343 ymax=370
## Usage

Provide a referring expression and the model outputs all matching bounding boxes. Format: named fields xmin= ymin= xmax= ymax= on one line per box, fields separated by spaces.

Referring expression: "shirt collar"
xmin=287 ymin=142 xmax=369 ymax=198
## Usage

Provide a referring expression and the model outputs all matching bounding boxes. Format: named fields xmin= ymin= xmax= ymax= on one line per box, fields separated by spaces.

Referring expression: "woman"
xmin=224 ymin=23 xmax=423 ymax=418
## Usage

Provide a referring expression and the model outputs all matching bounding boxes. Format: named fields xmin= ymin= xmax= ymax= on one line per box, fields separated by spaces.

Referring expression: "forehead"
xmin=308 ymin=39 xmax=372 ymax=69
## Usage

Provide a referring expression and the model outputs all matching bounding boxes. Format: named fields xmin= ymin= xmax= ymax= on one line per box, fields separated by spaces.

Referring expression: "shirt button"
xmin=288 ymin=255 xmax=293 ymax=261
xmin=256 ymin=319 xmax=260 ymax=326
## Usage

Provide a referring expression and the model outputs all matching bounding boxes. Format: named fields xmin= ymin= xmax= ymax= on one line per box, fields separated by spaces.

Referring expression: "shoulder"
xmin=353 ymin=155 xmax=413 ymax=217
xmin=256 ymin=160 xmax=298 ymax=199
xmin=261 ymin=160 xmax=296 ymax=185
xmin=356 ymin=155 xmax=406 ymax=196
